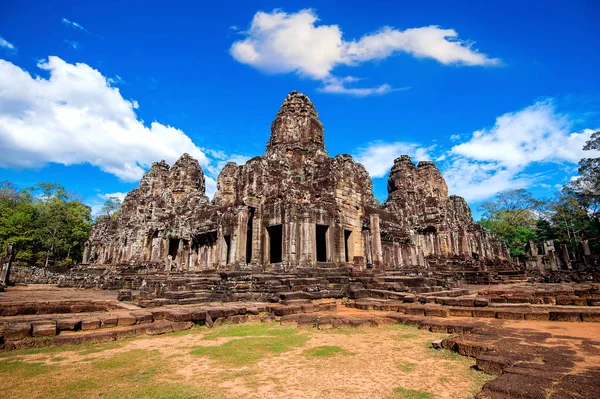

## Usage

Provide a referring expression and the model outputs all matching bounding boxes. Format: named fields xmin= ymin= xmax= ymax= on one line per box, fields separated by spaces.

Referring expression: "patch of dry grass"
xmin=0 ymin=321 xmax=492 ymax=399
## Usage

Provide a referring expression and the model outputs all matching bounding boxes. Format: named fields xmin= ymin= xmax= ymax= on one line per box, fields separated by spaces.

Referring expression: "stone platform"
xmin=1 ymin=283 xmax=599 ymax=398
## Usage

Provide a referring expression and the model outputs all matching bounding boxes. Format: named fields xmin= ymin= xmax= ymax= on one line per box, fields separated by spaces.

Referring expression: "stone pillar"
xmin=236 ymin=207 xmax=248 ymax=265
xmin=370 ymin=214 xmax=383 ymax=267
xmin=559 ymin=244 xmax=572 ymax=270
xmin=218 ymin=227 xmax=227 ymax=267
xmin=82 ymin=241 xmax=91 ymax=264
xmin=460 ymin=230 xmax=470 ymax=255
xmin=299 ymin=213 xmax=313 ymax=265
xmin=251 ymin=212 xmax=263 ymax=266
xmin=582 ymin=240 xmax=591 ymax=265
xmin=0 ymin=244 xmax=14 ymax=286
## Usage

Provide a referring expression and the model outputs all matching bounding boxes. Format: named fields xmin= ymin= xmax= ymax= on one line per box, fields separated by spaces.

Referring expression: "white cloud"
xmin=0 ymin=56 xmax=208 ymax=181
xmin=231 ymin=9 xmax=499 ymax=95
xmin=319 ymin=77 xmax=409 ymax=96
xmin=64 ymin=40 xmax=80 ymax=50
xmin=0 ymin=57 xmax=243 ymax=202
xmin=451 ymin=101 xmax=591 ymax=167
xmin=0 ymin=36 xmax=16 ymax=52
xmin=445 ymin=102 xmax=599 ymax=201
xmin=62 ymin=18 xmax=87 ymax=32
xmin=107 ymin=74 xmax=124 ymax=85
xmin=449 ymin=134 xmax=461 ymax=141
xmin=354 ymin=99 xmax=598 ymax=202
xmin=354 ymin=141 xmax=434 ymax=178
xmin=99 ymin=192 xmax=127 ymax=202
xmin=205 ymin=151 xmax=250 ymax=176
xmin=442 ymin=158 xmax=536 ymax=201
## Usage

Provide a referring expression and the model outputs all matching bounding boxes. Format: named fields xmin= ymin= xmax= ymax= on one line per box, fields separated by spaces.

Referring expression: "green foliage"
xmin=565 ymin=130 xmax=600 ymax=225
xmin=542 ymin=191 xmax=599 ymax=254
xmin=101 ymin=196 xmax=122 ymax=217
xmin=0 ymin=180 xmax=92 ymax=266
xmin=478 ymin=189 xmax=542 ymax=256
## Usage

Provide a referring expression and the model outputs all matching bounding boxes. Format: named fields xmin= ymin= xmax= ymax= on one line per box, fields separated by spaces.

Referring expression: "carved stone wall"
xmin=85 ymin=91 xmax=510 ymax=271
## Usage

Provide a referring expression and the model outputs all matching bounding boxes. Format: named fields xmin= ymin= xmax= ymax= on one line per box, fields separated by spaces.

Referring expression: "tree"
xmin=478 ymin=189 xmax=544 ymax=256
xmin=0 ymin=181 xmax=38 ymax=262
xmin=565 ymin=130 xmax=600 ymax=228
xmin=543 ymin=191 xmax=598 ymax=256
xmin=101 ymin=196 xmax=122 ymax=218
xmin=0 ymin=181 xmax=92 ymax=267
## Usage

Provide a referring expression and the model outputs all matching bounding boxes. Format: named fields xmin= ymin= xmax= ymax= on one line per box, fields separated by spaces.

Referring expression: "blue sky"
xmin=1 ymin=0 xmax=599 ymax=217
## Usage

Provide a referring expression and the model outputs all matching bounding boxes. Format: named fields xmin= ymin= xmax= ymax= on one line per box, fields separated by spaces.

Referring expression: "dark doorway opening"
xmin=267 ymin=224 xmax=283 ymax=263
xmin=194 ymin=231 xmax=217 ymax=253
xmin=168 ymin=238 xmax=179 ymax=261
xmin=344 ymin=230 xmax=352 ymax=263
xmin=316 ymin=225 xmax=328 ymax=262
xmin=246 ymin=207 xmax=255 ymax=264
xmin=224 ymin=235 xmax=231 ymax=264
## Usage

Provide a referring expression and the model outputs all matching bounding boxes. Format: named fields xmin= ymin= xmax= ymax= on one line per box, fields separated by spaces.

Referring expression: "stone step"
xmin=346 ymin=300 xmax=600 ymax=322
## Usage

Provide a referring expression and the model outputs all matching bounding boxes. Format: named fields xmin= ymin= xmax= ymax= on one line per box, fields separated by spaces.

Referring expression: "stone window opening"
xmin=267 ymin=225 xmax=283 ymax=264
xmin=316 ymin=225 xmax=329 ymax=262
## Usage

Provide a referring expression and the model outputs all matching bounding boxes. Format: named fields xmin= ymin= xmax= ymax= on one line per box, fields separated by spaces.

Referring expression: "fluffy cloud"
xmin=231 ymin=9 xmax=499 ymax=95
xmin=354 ymin=100 xmax=598 ymax=202
xmin=0 ymin=56 xmax=208 ymax=181
xmin=446 ymin=101 xmax=598 ymax=201
xmin=451 ymin=101 xmax=591 ymax=167
xmin=0 ymin=36 xmax=16 ymax=52
xmin=0 ymin=56 xmax=246 ymax=200
xmin=354 ymin=141 xmax=434 ymax=178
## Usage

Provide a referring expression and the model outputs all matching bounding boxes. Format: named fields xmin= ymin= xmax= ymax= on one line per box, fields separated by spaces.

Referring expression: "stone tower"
xmin=265 ymin=91 xmax=328 ymax=160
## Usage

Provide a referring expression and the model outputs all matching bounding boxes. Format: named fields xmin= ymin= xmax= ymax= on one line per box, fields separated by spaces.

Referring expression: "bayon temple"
xmin=83 ymin=91 xmax=510 ymax=272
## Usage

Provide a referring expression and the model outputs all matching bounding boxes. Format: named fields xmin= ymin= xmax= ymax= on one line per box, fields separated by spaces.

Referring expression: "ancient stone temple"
xmin=84 ymin=91 xmax=510 ymax=272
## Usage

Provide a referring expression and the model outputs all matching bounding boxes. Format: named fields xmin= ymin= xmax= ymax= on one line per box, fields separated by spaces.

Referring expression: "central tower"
xmin=265 ymin=91 xmax=328 ymax=160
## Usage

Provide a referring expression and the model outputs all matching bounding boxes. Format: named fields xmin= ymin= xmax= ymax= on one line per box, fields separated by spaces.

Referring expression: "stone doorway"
xmin=316 ymin=225 xmax=328 ymax=262
xmin=267 ymin=224 xmax=282 ymax=264
xmin=344 ymin=230 xmax=353 ymax=263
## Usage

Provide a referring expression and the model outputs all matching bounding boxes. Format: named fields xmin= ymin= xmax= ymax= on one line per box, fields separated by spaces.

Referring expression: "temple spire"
xmin=265 ymin=91 xmax=328 ymax=159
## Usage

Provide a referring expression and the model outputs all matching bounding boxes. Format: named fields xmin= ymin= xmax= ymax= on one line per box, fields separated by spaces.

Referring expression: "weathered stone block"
xmin=117 ymin=314 xmax=137 ymax=326
xmin=5 ymin=323 xmax=31 ymax=340
xmin=473 ymin=309 xmax=497 ymax=318
xmin=162 ymin=309 xmax=193 ymax=322
xmin=57 ymin=319 xmax=81 ymax=331
xmin=31 ymin=321 xmax=56 ymax=337
xmin=81 ymin=318 xmax=101 ymax=330
xmin=549 ymin=311 xmax=581 ymax=322
xmin=100 ymin=315 xmax=119 ymax=328
xmin=496 ymin=311 xmax=525 ymax=320
xmin=580 ymin=311 xmax=600 ymax=322
xmin=133 ymin=311 xmax=153 ymax=324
